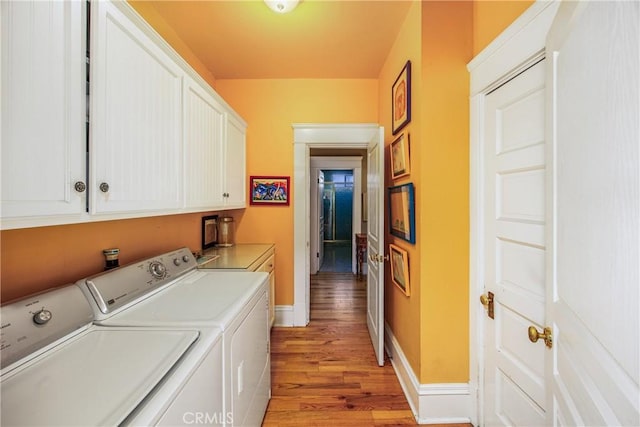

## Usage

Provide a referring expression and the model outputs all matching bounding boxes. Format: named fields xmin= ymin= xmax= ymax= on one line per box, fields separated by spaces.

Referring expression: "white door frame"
xmin=467 ymin=1 xmax=559 ymax=424
xmin=292 ymin=123 xmax=380 ymax=326
xmin=310 ymin=156 xmax=363 ymax=275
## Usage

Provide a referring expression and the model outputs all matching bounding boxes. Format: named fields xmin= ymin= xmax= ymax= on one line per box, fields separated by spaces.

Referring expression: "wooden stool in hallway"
xmin=355 ymin=233 xmax=367 ymax=278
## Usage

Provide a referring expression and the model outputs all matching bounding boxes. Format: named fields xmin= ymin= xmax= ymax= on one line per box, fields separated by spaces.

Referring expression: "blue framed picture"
xmin=389 ymin=183 xmax=415 ymax=244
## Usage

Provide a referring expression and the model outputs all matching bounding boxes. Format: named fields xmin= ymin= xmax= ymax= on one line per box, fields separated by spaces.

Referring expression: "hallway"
xmin=262 ymin=272 xmax=415 ymax=426
xmin=319 ymin=241 xmax=352 ymax=273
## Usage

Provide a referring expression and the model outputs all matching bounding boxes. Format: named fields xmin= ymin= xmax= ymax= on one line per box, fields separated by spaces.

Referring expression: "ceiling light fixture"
xmin=264 ymin=0 xmax=299 ymax=14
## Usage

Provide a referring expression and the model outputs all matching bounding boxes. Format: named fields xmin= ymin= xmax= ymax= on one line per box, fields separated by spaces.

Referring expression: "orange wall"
xmin=128 ymin=1 xmax=216 ymax=88
xmin=378 ymin=0 xmax=423 ymax=381
xmin=473 ymin=0 xmax=534 ymax=56
xmin=0 ymin=211 xmax=232 ymax=302
xmin=419 ymin=1 xmax=473 ymax=383
xmin=215 ymin=79 xmax=379 ymax=305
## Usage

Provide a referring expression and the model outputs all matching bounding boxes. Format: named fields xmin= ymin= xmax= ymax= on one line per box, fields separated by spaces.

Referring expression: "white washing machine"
xmin=0 ymin=284 xmax=224 ymax=426
xmin=76 ymin=247 xmax=271 ymax=427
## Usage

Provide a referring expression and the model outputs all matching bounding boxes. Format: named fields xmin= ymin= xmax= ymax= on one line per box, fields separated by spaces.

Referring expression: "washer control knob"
xmin=149 ymin=261 xmax=167 ymax=279
xmin=182 ymin=255 xmax=190 ymax=263
xmin=173 ymin=258 xmax=182 ymax=266
xmin=33 ymin=309 xmax=52 ymax=325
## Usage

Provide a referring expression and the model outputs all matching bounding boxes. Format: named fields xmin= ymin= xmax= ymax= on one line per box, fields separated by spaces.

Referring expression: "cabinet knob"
xmin=99 ymin=182 xmax=110 ymax=193
xmin=74 ymin=181 xmax=86 ymax=193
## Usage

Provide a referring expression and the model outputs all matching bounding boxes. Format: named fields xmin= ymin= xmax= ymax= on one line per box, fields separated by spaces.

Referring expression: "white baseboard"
xmin=384 ymin=323 xmax=472 ymax=425
xmin=274 ymin=305 xmax=294 ymax=327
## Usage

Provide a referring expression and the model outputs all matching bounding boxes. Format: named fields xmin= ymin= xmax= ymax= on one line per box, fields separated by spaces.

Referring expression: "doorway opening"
xmin=310 ymin=155 xmax=364 ymax=277
xmin=320 ymin=169 xmax=353 ymax=273
xmin=292 ymin=123 xmax=380 ymax=327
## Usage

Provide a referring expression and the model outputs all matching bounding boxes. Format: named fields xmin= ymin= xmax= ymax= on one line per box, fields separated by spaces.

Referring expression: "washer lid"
xmin=1 ymin=327 xmax=198 ymax=426
xmin=99 ymin=271 xmax=268 ymax=328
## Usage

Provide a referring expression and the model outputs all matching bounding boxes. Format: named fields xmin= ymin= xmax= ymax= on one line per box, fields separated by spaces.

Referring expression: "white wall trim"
xmin=292 ymin=123 xmax=380 ymax=327
xmin=467 ymin=0 xmax=560 ymax=95
xmin=274 ymin=305 xmax=294 ymax=327
xmin=467 ymin=1 xmax=559 ymax=425
xmin=384 ymin=323 xmax=472 ymax=424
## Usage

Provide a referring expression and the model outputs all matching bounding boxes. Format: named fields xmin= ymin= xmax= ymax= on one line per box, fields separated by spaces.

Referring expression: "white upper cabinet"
xmin=1 ymin=1 xmax=86 ymax=222
xmin=224 ymin=114 xmax=247 ymax=209
xmin=183 ymin=76 xmax=226 ymax=209
xmin=90 ymin=0 xmax=183 ymax=215
xmin=1 ymin=0 xmax=247 ymax=229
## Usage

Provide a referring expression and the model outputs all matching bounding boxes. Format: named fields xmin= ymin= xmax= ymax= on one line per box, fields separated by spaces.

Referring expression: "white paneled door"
xmin=482 ymin=59 xmax=547 ymax=426
xmin=367 ymin=127 xmax=385 ymax=367
xmin=546 ymin=1 xmax=639 ymax=425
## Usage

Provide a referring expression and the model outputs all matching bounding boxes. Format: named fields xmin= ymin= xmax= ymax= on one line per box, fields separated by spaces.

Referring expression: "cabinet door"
xmin=224 ymin=114 xmax=247 ymax=208
xmin=184 ymin=77 xmax=225 ymax=209
xmin=1 ymin=1 xmax=86 ymax=221
xmin=90 ymin=1 xmax=183 ymax=214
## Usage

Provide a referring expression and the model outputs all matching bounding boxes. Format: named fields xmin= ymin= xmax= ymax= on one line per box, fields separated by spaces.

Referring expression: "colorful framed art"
xmin=389 ymin=243 xmax=410 ymax=296
xmin=249 ymin=176 xmax=290 ymax=205
xmin=392 ymin=60 xmax=411 ymax=135
xmin=388 ymin=182 xmax=415 ymax=244
xmin=390 ymin=133 xmax=410 ymax=180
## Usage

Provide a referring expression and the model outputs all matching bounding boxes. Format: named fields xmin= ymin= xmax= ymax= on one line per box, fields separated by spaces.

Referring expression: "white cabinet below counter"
xmin=198 ymin=244 xmax=275 ymax=328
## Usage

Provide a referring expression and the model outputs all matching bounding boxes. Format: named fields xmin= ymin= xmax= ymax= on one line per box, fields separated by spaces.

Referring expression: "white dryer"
xmin=76 ymin=247 xmax=271 ymax=427
xmin=0 ymin=284 xmax=224 ymax=426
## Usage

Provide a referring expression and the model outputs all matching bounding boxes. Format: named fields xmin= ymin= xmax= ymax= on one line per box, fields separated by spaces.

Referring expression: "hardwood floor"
xmin=262 ymin=272 xmax=416 ymax=426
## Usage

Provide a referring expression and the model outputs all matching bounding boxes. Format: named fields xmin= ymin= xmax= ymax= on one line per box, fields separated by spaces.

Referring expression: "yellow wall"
xmin=379 ymin=0 xmax=473 ymax=385
xmin=473 ymin=0 xmax=534 ymax=56
xmin=128 ymin=1 xmax=217 ymax=88
xmin=420 ymin=1 xmax=473 ymax=383
xmin=215 ymin=79 xmax=379 ymax=305
xmin=0 ymin=211 xmax=233 ymax=302
xmin=378 ymin=0 xmax=423 ymax=380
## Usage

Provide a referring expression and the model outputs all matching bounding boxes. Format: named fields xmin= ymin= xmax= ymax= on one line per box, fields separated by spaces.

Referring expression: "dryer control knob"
xmin=149 ymin=261 xmax=167 ymax=279
xmin=173 ymin=258 xmax=182 ymax=266
xmin=33 ymin=309 xmax=52 ymax=325
xmin=182 ymin=255 xmax=190 ymax=263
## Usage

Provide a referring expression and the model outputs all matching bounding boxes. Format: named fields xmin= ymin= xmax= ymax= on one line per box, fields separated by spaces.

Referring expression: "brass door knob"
xmin=479 ymin=292 xmax=494 ymax=319
xmin=480 ymin=294 xmax=490 ymax=306
xmin=528 ymin=326 xmax=553 ymax=348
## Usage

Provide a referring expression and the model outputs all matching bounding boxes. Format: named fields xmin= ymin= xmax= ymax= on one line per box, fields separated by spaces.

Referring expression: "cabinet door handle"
xmin=74 ymin=181 xmax=86 ymax=193
xmin=99 ymin=182 xmax=110 ymax=193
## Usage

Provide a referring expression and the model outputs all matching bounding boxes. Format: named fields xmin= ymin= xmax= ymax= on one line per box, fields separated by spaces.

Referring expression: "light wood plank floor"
xmin=263 ymin=272 xmax=472 ymax=426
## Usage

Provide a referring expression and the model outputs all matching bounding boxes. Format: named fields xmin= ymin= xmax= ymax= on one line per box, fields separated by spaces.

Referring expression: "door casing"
xmin=467 ymin=1 xmax=560 ymax=424
xmin=292 ymin=123 xmax=381 ymax=327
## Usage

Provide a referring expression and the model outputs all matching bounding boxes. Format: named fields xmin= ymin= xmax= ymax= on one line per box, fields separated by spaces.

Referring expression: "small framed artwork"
xmin=392 ymin=60 xmax=411 ymax=135
xmin=250 ymin=176 xmax=290 ymax=206
xmin=390 ymin=133 xmax=410 ymax=180
xmin=201 ymin=215 xmax=218 ymax=249
xmin=389 ymin=183 xmax=416 ymax=244
xmin=389 ymin=243 xmax=410 ymax=296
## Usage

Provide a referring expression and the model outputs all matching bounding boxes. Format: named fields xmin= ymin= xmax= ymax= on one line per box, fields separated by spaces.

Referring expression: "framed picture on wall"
xmin=388 ymin=182 xmax=416 ymax=244
xmin=250 ymin=176 xmax=290 ymax=205
xmin=201 ymin=215 xmax=218 ymax=249
xmin=389 ymin=243 xmax=410 ymax=296
xmin=390 ymin=133 xmax=410 ymax=180
xmin=392 ymin=60 xmax=411 ymax=135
